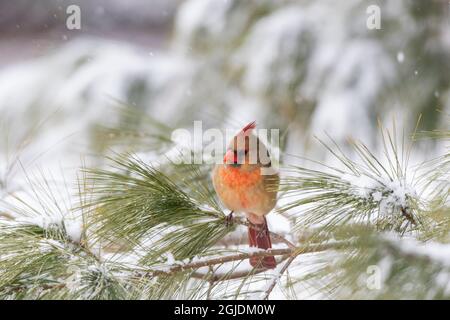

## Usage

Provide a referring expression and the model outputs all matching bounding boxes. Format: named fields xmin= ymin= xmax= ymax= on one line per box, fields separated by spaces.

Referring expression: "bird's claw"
xmin=225 ymin=211 xmax=234 ymax=227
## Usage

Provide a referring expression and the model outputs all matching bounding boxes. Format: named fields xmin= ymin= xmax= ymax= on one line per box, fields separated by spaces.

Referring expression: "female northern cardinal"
xmin=212 ymin=121 xmax=279 ymax=269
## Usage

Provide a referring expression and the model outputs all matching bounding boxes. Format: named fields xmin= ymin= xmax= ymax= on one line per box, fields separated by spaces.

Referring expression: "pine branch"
xmin=279 ymin=126 xmax=431 ymax=235
xmin=137 ymin=241 xmax=348 ymax=278
xmin=141 ymin=248 xmax=294 ymax=276
xmin=1 ymin=122 xmax=446 ymax=299
xmin=92 ymin=102 xmax=174 ymax=154
xmin=84 ymin=154 xmax=230 ymax=264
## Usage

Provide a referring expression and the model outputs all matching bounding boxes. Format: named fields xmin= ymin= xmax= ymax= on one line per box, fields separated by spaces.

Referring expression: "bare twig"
xmin=234 ymin=218 xmax=296 ymax=248
xmin=191 ymin=254 xmax=291 ymax=282
xmin=141 ymin=241 xmax=347 ymax=278
xmin=216 ymin=230 xmax=293 ymax=247
xmin=6 ymin=240 xmax=349 ymax=296
xmin=0 ymin=211 xmax=15 ymax=221
xmin=400 ymin=207 xmax=416 ymax=225
xmin=143 ymin=248 xmax=294 ymax=277
xmin=260 ymin=233 xmax=346 ymax=299
xmin=206 ymin=266 xmax=214 ymax=300
xmin=261 ymin=255 xmax=296 ymax=300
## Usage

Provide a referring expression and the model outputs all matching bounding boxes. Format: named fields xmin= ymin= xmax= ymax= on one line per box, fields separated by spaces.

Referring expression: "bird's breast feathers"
xmin=213 ymin=165 xmax=278 ymax=215
xmin=218 ymin=166 xmax=262 ymax=188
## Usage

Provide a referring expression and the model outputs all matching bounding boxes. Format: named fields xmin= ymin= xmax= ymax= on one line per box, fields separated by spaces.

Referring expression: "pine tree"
xmin=0 ymin=113 xmax=448 ymax=300
xmin=0 ymin=0 xmax=449 ymax=300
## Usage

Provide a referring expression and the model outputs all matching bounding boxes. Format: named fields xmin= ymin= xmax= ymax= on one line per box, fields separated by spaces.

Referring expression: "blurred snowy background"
xmin=0 ymin=0 xmax=449 ymax=300
xmin=0 ymin=0 xmax=449 ymax=229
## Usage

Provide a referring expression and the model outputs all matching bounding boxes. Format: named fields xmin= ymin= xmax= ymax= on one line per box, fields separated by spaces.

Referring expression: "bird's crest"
xmin=241 ymin=121 xmax=256 ymax=135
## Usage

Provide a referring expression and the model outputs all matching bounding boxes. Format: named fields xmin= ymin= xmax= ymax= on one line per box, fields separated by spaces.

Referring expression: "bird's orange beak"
xmin=223 ymin=149 xmax=237 ymax=164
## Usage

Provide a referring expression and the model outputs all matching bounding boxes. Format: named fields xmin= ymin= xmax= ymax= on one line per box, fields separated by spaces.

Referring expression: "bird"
xmin=212 ymin=121 xmax=279 ymax=269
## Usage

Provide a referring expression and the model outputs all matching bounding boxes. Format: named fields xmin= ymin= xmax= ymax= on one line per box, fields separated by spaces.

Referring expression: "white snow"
xmin=234 ymin=5 xmax=308 ymax=94
xmin=174 ymin=0 xmax=233 ymax=54
xmin=64 ymin=219 xmax=83 ymax=243
xmin=16 ymin=215 xmax=64 ymax=230
xmin=238 ymin=247 xmax=267 ymax=254
xmin=0 ymin=0 xmax=447 ymax=300
xmin=395 ymin=237 xmax=450 ymax=266
xmin=341 ymin=174 xmax=381 ymax=198
xmin=165 ymin=251 xmax=176 ymax=264
xmin=38 ymin=239 xmax=65 ymax=253
xmin=372 ymin=191 xmax=383 ymax=202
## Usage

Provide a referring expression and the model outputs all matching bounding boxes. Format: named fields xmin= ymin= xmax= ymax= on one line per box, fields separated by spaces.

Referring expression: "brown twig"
xmin=0 ymin=211 xmax=15 ymax=221
xmin=234 ymin=218 xmax=296 ymax=248
xmin=142 ymin=248 xmax=294 ymax=277
xmin=6 ymin=240 xmax=348 ymax=296
xmin=216 ymin=230 xmax=293 ymax=247
xmin=191 ymin=254 xmax=291 ymax=282
xmin=400 ymin=207 xmax=416 ymax=225
xmin=260 ymin=235 xmax=344 ymax=299
xmin=206 ymin=266 xmax=215 ymax=300
xmin=140 ymin=241 xmax=347 ymax=278
xmin=261 ymin=255 xmax=296 ymax=300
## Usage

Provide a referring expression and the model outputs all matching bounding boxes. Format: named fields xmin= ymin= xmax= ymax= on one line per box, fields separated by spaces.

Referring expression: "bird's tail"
xmin=248 ymin=217 xmax=277 ymax=269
